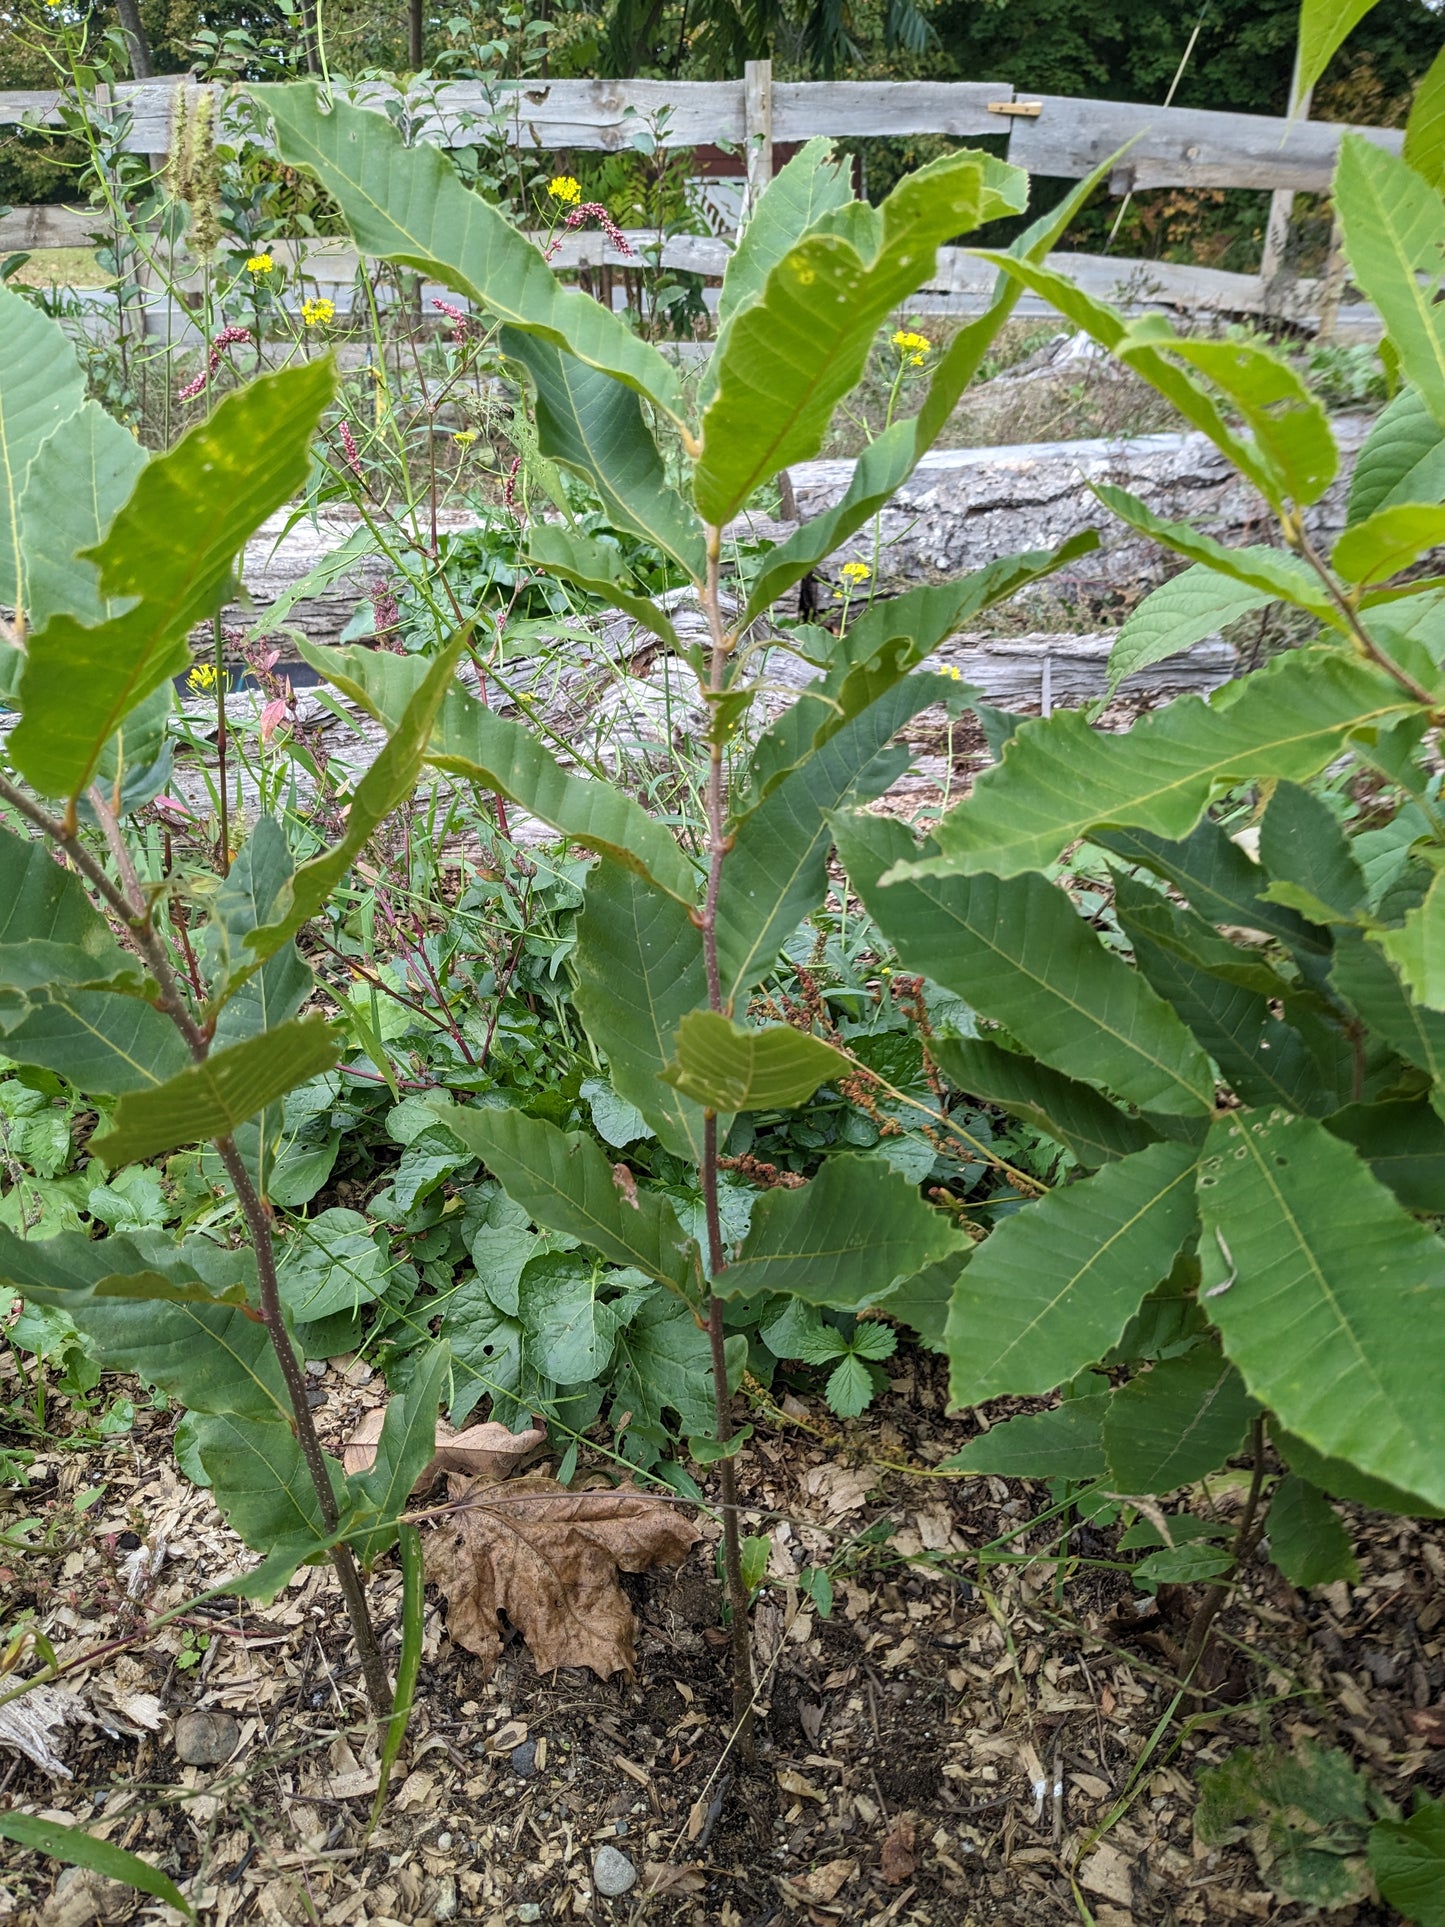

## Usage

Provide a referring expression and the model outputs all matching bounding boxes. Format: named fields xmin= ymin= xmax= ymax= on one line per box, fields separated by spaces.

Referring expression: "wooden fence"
xmin=0 ymin=62 xmax=1404 ymax=329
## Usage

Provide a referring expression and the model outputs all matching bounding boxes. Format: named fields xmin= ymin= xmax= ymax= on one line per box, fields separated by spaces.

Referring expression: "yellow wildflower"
xmin=188 ymin=662 xmax=219 ymax=692
xmin=453 ymin=429 xmax=478 ymax=446
xmin=940 ymin=664 xmax=964 ymax=682
xmin=246 ymin=252 xmax=274 ymax=275
xmin=547 ymin=176 xmax=582 ymax=205
xmin=892 ymin=329 xmax=931 ymax=365
xmin=301 ymin=296 xmax=335 ymax=328
xmin=840 ymin=561 xmax=872 ymax=583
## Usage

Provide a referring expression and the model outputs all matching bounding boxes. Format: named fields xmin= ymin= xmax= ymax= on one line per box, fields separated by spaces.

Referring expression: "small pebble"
xmin=436 ymin=1832 xmax=452 ymax=1851
xmin=516 ymin=1907 xmax=542 ymax=1924
xmin=592 ymin=1846 xmax=637 ymax=1897
xmin=510 ymin=1739 xmax=537 ymax=1777
xmin=173 ymin=1709 xmax=240 ymax=1766
xmin=304 ymin=1359 xmax=326 ymax=1378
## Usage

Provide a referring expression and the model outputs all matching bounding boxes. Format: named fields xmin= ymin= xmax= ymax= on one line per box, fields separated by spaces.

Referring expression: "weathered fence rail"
xmin=0 ymin=64 xmax=1401 ymax=329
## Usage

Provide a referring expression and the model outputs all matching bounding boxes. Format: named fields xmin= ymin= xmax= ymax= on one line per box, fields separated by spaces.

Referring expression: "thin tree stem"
xmin=1182 ymin=1414 xmax=1269 ymax=1683
xmin=696 ymin=531 xmax=756 ymax=1757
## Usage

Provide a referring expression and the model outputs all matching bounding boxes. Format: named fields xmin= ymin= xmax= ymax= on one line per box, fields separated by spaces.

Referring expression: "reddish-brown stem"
xmin=1182 ymin=1415 xmax=1269 ymax=1683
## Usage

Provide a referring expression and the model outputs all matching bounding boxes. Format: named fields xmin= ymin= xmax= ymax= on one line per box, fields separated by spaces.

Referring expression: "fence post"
xmin=1259 ymin=59 xmax=1312 ymax=307
xmin=743 ymin=59 xmax=773 ymax=224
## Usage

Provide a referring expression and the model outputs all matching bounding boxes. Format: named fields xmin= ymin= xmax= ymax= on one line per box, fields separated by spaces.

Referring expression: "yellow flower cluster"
xmin=246 ymin=253 xmax=274 ymax=275
xmin=187 ymin=662 xmax=219 ymax=693
xmin=939 ymin=664 xmax=964 ymax=682
xmin=301 ymin=296 xmax=334 ymax=328
xmin=892 ymin=328 xmax=931 ymax=365
xmin=453 ymin=429 xmax=478 ymax=446
xmin=840 ymin=560 xmax=872 ymax=583
xmin=548 ymin=176 xmax=582 ymax=205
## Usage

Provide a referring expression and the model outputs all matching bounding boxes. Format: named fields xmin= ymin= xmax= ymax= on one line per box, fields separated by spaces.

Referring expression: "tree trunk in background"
xmin=409 ymin=0 xmax=424 ymax=69
xmin=113 ymin=0 xmax=154 ymax=78
xmin=298 ymin=0 xmax=320 ymax=73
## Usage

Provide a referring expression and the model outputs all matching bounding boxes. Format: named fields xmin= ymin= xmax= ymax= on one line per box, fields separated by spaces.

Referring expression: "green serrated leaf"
xmin=1324 ymin=1099 xmax=1445 ymax=1213
xmin=19 ymin=397 xmax=148 ymax=631
xmin=1405 ymin=42 xmax=1445 ymax=192
xmin=500 ymin=330 xmax=702 ymax=575
xmin=909 ymin=648 xmax=1421 ymax=879
xmin=696 ymin=151 xmax=1026 ymax=525
xmin=1370 ymin=1799 xmax=1445 ymax=1926
xmin=939 ymin=1395 xmax=1110 ymax=1479
xmin=438 ymin=1103 xmax=694 ymax=1289
xmin=931 ymin=1036 xmax=1161 ymax=1167
xmin=0 ymin=985 xmax=192 ymax=1095
xmin=1267 ymin=1474 xmax=1359 ymax=1586
xmin=524 ymin=523 xmax=681 ymax=648
xmin=1375 ymin=868 xmax=1445 ymax=1009
xmin=1107 ymin=566 xmax=1273 ymax=693
xmin=1198 ymin=1109 xmax=1445 ymax=1511
xmin=1348 ymin=384 xmax=1445 ymax=524
xmin=1298 ymin=0 xmax=1384 ymax=100
xmin=0 ymin=278 xmax=87 ymax=616
xmin=1103 ymin=1345 xmax=1256 ymax=1493
xmin=835 ymin=810 xmax=1216 ymax=1114
xmin=946 ymin=1140 xmax=1200 ymax=1405
xmin=14 ymin=360 xmax=335 ymax=800
xmin=1333 ymin=502 xmax=1445 ymax=586
xmin=663 ymin=1011 xmax=848 ymax=1112
xmin=90 ymin=1016 xmax=339 ymax=1164
xmin=717 ymin=1154 xmax=961 ymax=1306
xmin=1335 ymin=134 xmax=1445 ymax=431
xmin=573 ymin=861 xmax=710 ymax=1164
xmin=258 ymin=85 xmax=684 ymax=424
xmin=192 ymin=1410 xmax=348 ymax=1552
xmin=718 ymin=138 xmax=854 ymax=331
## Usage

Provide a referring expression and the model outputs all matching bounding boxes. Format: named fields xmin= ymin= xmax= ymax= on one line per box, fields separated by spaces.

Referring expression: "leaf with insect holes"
xmin=13 ymin=360 xmax=335 ymax=800
xmin=426 ymin=1472 xmax=698 ymax=1678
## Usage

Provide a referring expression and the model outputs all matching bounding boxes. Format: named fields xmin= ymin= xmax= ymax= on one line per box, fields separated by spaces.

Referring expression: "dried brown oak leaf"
xmin=342 ymin=1411 xmax=547 ymax=1492
xmin=426 ymin=1472 xmax=698 ymax=1678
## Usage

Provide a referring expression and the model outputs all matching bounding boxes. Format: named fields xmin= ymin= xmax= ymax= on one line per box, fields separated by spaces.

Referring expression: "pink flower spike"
xmin=562 ymin=203 xmax=634 ymax=256
xmin=339 ymin=419 xmax=364 ymax=480
xmin=431 ymin=297 xmax=471 ymax=340
xmin=177 ymin=324 xmax=256 ymax=403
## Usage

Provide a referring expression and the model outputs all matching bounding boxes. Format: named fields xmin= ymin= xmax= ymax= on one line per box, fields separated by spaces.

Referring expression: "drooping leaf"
xmin=1160 ymin=336 xmax=1337 ymax=505
xmin=1258 ymin=780 xmax=1367 ymax=918
xmin=663 ymin=1011 xmax=849 ymax=1112
xmin=1333 ymin=502 xmax=1445 ymax=586
xmin=1347 ymin=384 xmax=1445 ymax=523
xmin=298 ymin=644 xmax=699 ymax=907
xmin=1107 ymin=566 xmax=1273 ymax=692
xmin=1112 ymin=871 xmax=1342 ymax=1115
xmin=1102 ymin=1345 xmax=1256 ymax=1493
xmin=1405 ymin=43 xmax=1445 ymax=192
xmin=0 ymin=1814 xmax=193 ymax=1922
xmin=246 ymin=633 xmax=464 ymax=964
xmin=500 ymin=330 xmax=703 ymax=575
xmin=695 ymin=150 xmax=1026 ymax=525
xmin=18 ymin=398 xmax=147 ymax=632
xmin=716 ymin=1153 xmax=962 ymax=1306
xmin=90 ymin=1017 xmax=338 ymax=1164
xmin=0 ymin=986 xmax=192 ymax=1096
xmin=350 ymin=1344 xmax=451 ymax=1567
xmin=1097 ymin=818 xmax=1329 ymax=957
xmin=930 ymin=1035 xmax=1162 ymax=1167
xmin=1197 ymin=1109 xmax=1445 ymax=1511
xmin=1093 ymin=483 xmax=1336 ymax=612
xmin=258 ymin=85 xmax=684 ymax=423
xmin=0 ymin=823 xmax=137 ymax=992
xmin=1267 ymin=1474 xmax=1360 ymax=1587
xmin=945 ymin=1140 xmax=1200 ymax=1405
xmin=835 ymin=811 xmax=1215 ymax=1114
xmin=1335 ymin=135 xmax=1445 ymax=431
xmin=191 ymin=1410 xmax=348 ymax=1553
xmin=1276 ymin=1425 xmax=1443 ymax=1515
xmin=938 ymin=1396 xmax=1110 ymax=1480
xmin=0 ymin=1224 xmax=252 ymax=1311
xmin=907 ymin=648 xmax=1422 ymax=879
xmin=716 ymin=672 xmax=962 ymax=1003
xmin=573 ymin=861 xmax=710 ymax=1163
xmin=1370 ymin=1799 xmax=1445 ymax=1927
xmin=13 ymin=360 xmax=335 ymax=800
xmin=1324 ymin=1099 xmax=1445 ymax=1213
xmin=524 ymin=523 xmax=681 ymax=648
xmin=57 ymin=1294 xmax=289 ymax=1422
xmin=0 ymin=279 xmax=87 ymax=616
xmin=1297 ymin=0 xmax=1385 ymax=101
xmin=438 ymin=1102 xmax=694 ymax=1289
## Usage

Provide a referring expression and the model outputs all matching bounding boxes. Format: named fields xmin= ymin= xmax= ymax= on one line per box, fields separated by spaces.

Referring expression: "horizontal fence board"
xmin=770 ymin=80 xmax=1009 ymax=139
xmin=0 ymin=203 xmax=98 ymax=247
xmin=1008 ymin=94 xmax=1404 ymax=191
